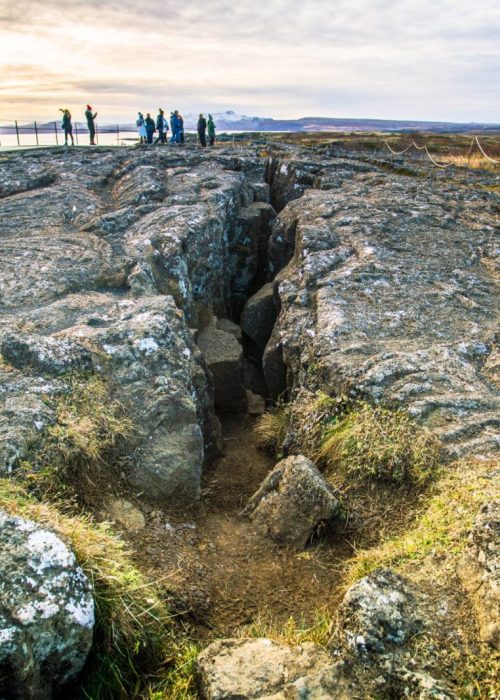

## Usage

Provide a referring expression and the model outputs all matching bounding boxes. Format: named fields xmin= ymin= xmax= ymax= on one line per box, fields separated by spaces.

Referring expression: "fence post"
xmin=34 ymin=121 xmax=39 ymax=146
xmin=116 ymin=124 xmax=120 ymax=145
xmin=54 ymin=121 xmax=59 ymax=146
xmin=15 ymin=120 xmax=20 ymax=147
xmin=74 ymin=122 xmax=79 ymax=146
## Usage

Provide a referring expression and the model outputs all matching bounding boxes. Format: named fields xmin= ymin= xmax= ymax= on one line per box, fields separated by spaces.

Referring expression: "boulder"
xmin=339 ymin=568 xmax=423 ymax=654
xmin=242 ymin=455 xmax=340 ymax=548
xmin=0 ymin=511 xmax=94 ymax=699
xmin=460 ymin=501 xmax=500 ymax=648
xmin=197 ymin=326 xmax=247 ymax=413
xmin=195 ymin=637 xmax=339 ymax=700
xmin=241 ymin=283 xmax=277 ymax=352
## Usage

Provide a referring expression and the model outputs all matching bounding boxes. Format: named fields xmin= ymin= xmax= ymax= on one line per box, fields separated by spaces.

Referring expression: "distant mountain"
xmin=1 ymin=113 xmax=499 ymax=135
xmin=196 ymin=114 xmax=500 ymax=133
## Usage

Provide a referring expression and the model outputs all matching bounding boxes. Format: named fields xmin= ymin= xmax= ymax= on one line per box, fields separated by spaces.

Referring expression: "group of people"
xmin=58 ymin=106 xmax=217 ymax=147
xmin=59 ymin=107 xmax=97 ymax=146
xmin=136 ymin=110 xmax=216 ymax=147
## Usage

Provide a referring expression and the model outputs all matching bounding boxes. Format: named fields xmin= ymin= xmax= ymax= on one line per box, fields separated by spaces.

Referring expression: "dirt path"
xmin=130 ymin=414 xmax=351 ymax=639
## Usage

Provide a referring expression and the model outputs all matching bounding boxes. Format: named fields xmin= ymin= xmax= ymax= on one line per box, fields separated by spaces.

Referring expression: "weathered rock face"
xmin=195 ymin=637 xmax=343 ymax=700
xmin=265 ymin=168 xmax=500 ymax=458
xmin=242 ymin=455 xmax=341 ymax=548
xmin=460 ymin=500 xmax=500 ymax=648
xmin=0 ymin=511 xmax=94 ymax=699
xmin=0 ymin=147 xmax=275 ymax=501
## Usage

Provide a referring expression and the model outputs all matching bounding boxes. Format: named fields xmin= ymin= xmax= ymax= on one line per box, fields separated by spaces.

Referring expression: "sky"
xmin=0 ymin=0 xmax=499 ymax=124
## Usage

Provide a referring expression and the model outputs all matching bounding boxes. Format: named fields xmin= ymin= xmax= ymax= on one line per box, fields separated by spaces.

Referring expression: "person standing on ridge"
xmin=170 ymin=111 xmax=180 ymax=144
xmin=85 ymin=105 xmax=97 ymax=145
xmin=145 ymin=113 xmax=156 ymax=144
xmin=162 ymin=111 xmax=169 ymax=142
xmin=197 ymin=113 xmax=207 ymax=147
xmin=137 ymin=112 xmax=147 ymax=144
xmin=60 ymin=109 xmax=74 ymax=146
xmin=155 ymin=108 xmax=167 ymax=144
xmin=207 ymin=114 xmax=216 ymax=146
xmin=178 ymin=113 xmax=185 ymax=144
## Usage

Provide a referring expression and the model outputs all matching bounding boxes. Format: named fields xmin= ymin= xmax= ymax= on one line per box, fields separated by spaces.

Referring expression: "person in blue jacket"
xmin=170 ymin=111 xmax=180 ymax=144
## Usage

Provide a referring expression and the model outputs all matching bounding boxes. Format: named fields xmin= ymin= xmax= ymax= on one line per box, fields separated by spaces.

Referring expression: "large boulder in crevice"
xmin=242 ymin=455 xmax=341 ymax=548
xmin=197 ymin=326 xmax=247 ymax=413
xmin=241 ymin=282 xmax=277 ymax=353
xmin=0 ymin=511 xmax=94 ymax=699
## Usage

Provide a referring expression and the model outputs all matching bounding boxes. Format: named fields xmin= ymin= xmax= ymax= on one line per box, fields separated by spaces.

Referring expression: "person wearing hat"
xmin=85 ymin=105 xmax=98 ymax=145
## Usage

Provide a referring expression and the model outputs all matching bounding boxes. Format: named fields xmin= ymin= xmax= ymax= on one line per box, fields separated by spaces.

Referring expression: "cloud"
xmin=0 ymin=0 xmax=499 ymax=122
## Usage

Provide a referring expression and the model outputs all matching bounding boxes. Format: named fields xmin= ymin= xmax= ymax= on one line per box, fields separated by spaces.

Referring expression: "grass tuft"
xmin=343 ymin=458 xmax=497 ymax=587
xmin=242 ymin=610 xmax=333 ymax=647
xmin=22 ymin=373 xmax=133 ymax=503
xmin=254 ymin=403 xmax=289 ymax=456
xmin=319 ymin=402 xmax=441 ymax=486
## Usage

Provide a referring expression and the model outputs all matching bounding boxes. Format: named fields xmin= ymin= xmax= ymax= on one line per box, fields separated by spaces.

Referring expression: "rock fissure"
xmin=0 ymin=143 xmax=498 ymax=699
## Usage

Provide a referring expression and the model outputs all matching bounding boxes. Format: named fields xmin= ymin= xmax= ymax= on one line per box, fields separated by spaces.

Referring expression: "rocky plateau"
xmin=0 ymin=142 xmax=498 ymax=698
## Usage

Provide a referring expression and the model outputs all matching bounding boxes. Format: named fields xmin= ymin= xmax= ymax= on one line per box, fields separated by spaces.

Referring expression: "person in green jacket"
xmin=207 ymin=114 xmax=216 ymax=146
xmin=59 ymin=108 xmax=74 ymax=146
xmin=85 ymin=105 xmax=97 ymax=145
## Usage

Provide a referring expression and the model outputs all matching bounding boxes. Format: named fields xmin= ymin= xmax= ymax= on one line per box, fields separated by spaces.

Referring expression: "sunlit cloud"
xmin=0 ymin=0 xmax=499 ymax=122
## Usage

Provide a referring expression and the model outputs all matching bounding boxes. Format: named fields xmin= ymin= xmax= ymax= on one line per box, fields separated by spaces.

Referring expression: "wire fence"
xmin=0 ymin=119 xmax=266 ymax=150
xmin=0 ymin=119 xmax=145 ymax=149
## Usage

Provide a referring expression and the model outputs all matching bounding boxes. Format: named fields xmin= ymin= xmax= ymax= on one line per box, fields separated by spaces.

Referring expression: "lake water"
xmin=0 ymin=125 xmax=265 ymax=150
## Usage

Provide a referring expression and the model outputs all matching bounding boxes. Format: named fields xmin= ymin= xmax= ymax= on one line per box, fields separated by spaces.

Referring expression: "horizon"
xmin=0 ymin=1 xmax=499 ymax=124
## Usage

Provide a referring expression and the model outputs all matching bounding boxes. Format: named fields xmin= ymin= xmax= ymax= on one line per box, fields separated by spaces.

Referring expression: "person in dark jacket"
xmin=197 ymin=113 xmax=207 ymax=147
xmin=60 ymin=108 xmax=74 ymax=146
xmin=145 ymin=113 xmax=155 ymax=144
xmin=178 ymin=113 xmax=185 ymax=144
xmin=207 ymin=114 xmax=216 ymax=146
xmin=155 ymin=109 xmax=167 ymax=144
xmin=85 ymin=105 xmax=97 ymax=145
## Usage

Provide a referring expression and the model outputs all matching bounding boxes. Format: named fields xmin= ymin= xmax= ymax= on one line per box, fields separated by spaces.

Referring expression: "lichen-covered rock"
xmin=0 ymin=510 xmax=94 ymax=699
xmin=195 ymin=637 xmax=339 ymax=700
xmin=2 ymin=333 xmax=93 ymax=376
xmin=0 ymin=370 xmax=63 ymax=475
xmin=242 ymin=455 xmax=340 ymax=548
xmin=339 ymin=568 xmax=423 ymax=654
xmin=460 ymin=500 xmax=500 ymax=648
